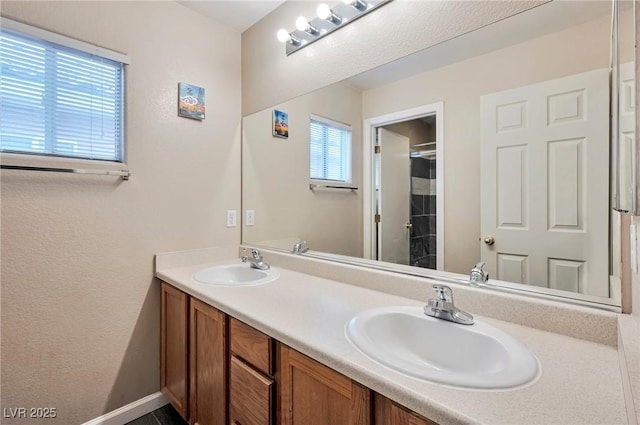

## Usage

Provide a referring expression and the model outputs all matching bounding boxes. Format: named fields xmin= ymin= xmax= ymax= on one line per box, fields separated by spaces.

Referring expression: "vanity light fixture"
xmin=342 ymin=0 xmax=369 ymax=12
xmin=316 ymin=4 xmax=343 ymax=25
xmin=277 ymin=0 xmax=392 ymax=55
xmin=296 ymin=16 xmax=320 ymax=36
xmin=276 ymin=28 xmax=301 ymax=46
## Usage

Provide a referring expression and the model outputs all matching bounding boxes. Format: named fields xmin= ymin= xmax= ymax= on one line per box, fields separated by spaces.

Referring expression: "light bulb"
xmin=316 ymin=4 xmax=331 ymax=20
xmin=276 ymin=28 xmax=291 ymax=43
xmin=296 ymin=16 xmax=310 ymax=31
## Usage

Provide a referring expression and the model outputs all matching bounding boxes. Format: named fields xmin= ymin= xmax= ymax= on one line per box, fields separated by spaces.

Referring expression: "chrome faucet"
xmin=424 ymin=284 xmax=474 ymax=325
xmin=469 ymin=262 xmax=489 ymax=286
xmin=292 ymin=240 xmax=309 ymax=255
xmin=241 ymin=248 xmax=270 ymax=270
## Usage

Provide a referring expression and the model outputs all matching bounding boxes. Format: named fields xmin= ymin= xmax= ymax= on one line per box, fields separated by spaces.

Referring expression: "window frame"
xmin=0 ymin=18 xmax=130 ymax=164
xmin=309 ymin=114 xmax=353 ymax=185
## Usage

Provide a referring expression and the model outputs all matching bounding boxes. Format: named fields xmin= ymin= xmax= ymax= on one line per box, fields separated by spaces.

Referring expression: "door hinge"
xmin=374 ymin=145 xmax=381 ymax=154
xmin=375 ymin=214 xmax=381 ymax=223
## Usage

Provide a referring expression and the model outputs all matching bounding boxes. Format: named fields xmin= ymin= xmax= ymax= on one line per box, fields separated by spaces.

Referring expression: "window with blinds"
xmin=309 ymin=115 xmax=352 ymax=182
xmin=0 ymin=26 xmax=125 ymax=162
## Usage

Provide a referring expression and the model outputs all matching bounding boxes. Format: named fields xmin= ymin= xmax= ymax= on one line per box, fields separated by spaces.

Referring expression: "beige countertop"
xmin=156 ymin=251 xmax=628 ymax=425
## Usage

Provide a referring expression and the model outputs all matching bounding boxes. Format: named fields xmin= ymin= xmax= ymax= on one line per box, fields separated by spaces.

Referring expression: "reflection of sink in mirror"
xmin=242 ymin=0 xmax=635 ymax=307
xmin=346 ymin=306 xmax=539 ymax=390
xmin=192 ymin=264 xmax=279 ymax=286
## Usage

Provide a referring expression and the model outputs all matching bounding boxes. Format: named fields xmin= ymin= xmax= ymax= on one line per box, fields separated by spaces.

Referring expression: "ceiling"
xmin=179 ymin=0 xmax=286 ymax=32
xmin=349 ymin=0 xmax=612 ymax=90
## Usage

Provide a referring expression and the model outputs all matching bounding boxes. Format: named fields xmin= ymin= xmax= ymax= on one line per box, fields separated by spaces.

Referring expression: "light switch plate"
xmin=246 ymin=210 xmax=255 ymax=226
xmin=226 ymin=210 xmax=237 ymax=228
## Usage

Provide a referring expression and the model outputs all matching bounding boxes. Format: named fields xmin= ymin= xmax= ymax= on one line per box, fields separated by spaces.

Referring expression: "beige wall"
xmin=0 ymin=2 xmax=241 ymax=423
xmin=243 ymin=81 xmax=363 ymax=257
xmin=363 ymin=13 xmax=614 ymax=275
xmin=241 ymin=0 xmax=544 ymax=116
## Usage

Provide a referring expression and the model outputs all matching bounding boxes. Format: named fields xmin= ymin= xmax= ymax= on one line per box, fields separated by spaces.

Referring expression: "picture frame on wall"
xmin=272 ymin=109 xmax=289 ymax=138
xmin=178 ymin=82 xmax=205 ymax=120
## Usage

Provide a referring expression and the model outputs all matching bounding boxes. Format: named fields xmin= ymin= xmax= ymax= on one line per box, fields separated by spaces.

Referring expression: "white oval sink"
xmin=192 ymin=264 xmax=279 ymax=286
xmin=346 ymin=306 xmax=539 ymax=390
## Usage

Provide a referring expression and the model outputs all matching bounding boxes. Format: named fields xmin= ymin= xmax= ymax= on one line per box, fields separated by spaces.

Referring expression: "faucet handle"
xmin=292 ymin=240 xmax=309 ymax=254
xmin=242 ymin=247 xmax=261 ymax=259
xmin=432 ymin=284 xmax=453 ymax=303
xmin=470 ymin=262 xmax=489 ymax=286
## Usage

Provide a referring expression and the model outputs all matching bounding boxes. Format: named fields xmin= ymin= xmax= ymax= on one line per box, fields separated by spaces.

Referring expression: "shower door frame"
xmin=362 ymin=102 xmax=445 ymax=270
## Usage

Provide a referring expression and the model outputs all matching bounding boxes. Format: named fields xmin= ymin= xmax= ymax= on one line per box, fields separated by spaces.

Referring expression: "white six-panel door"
xmin=619 ymin=62 xmax=636 ymax=209
xmin=480 ymin=68 xmax=609 ymax=297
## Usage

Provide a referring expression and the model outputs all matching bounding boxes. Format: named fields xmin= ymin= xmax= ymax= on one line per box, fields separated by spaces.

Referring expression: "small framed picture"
xmin=178 ymin=82 xmax=205 ymax=120
xmin=272 ymin=109 xmax=289 ymax=138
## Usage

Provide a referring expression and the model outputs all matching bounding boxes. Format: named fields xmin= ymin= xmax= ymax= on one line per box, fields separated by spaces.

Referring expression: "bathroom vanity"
xmin=156 ymin=246 xmax=634 ymax=425
xmin=160 ymin=283 xmax=429 ymax=425
xmin=159 ymin=277 xmax=431 ymax=425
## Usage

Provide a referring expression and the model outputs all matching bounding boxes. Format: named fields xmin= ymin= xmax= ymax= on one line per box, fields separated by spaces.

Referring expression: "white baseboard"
xmin=82 ymin=392 xmax=168 ymax=425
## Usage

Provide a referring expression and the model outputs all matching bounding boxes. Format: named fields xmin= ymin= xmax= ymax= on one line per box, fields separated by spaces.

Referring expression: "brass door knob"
xmin=484 ymin=236 xmax=495 ymax=245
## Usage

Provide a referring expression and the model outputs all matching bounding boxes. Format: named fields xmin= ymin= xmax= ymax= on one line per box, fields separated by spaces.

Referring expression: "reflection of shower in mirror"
xmin=410 ymin=141 xmax=437 ymax=158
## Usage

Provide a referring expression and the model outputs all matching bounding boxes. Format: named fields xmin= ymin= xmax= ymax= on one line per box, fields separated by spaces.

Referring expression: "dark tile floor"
xmin=125 ymin=404 xmax=187 ymax=425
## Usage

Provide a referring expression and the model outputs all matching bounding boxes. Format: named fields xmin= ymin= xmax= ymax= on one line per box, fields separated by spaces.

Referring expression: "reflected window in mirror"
xmin=310 ymin=115 xmax=352 ymax=183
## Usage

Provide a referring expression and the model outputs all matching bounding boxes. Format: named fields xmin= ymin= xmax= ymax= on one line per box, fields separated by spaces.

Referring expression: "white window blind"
xmin=0 ymin=25 xmax=125 ymax=162
xmin=310 ymin=115 xmax=352 ymax=182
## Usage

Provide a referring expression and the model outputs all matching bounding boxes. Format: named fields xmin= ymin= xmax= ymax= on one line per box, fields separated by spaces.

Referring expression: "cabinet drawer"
xmin=230 ymin=317 xmax=274 ymax=376
xmin=230 ymin=356 xmax=273 ymax=425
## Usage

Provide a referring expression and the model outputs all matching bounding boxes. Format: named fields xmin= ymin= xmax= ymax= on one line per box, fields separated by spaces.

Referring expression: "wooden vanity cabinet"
xmin=229 ymin=318 xmax=275 ymax=425
xmin=160 ymin=283 xmax=189 ymax=420
xmin=374 ymin=393 xmax=438 ymax=425
xmin=160 ymin=282 xmax=228 ymax=425
xmin=160 ymin=282 xmax=438 ymax=425
xmin=189 ymin=298 xmax=227 ymax=425
xmin=278 ymin=344 xmax=371 ymax=425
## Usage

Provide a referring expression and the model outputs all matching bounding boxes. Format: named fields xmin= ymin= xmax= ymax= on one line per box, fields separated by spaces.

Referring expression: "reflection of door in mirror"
xmin=480 ymin=68 xmax=609 ymax=297
xmin=619 ymin=62 xmax=636 ymax=209
xmin=377 ymin=128 xmax=411 ymax=265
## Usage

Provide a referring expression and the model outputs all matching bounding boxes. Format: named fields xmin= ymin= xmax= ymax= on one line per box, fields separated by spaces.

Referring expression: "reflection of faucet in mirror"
xmin=242 ymin=248 xmax=270 ymax=270
xmin=469 ymin=262 xmax=489 ymax=287
xmin=424 ymin=284 xmax=474 ymax=325
xmin=292 ymin=240 xmax=309 ymax=255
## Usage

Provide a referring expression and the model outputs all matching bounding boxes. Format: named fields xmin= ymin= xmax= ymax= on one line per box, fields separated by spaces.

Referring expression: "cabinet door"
xmin=230 ymin=356 xmax=273 ymax=425
xmin=374 ymin=393 xmax=438 ymax=425
xmin=161 ymin=282 xmax=189 ymax=420
xmin=278 ymin=344 xmax=370 ymax=425
xmin=189 ymin=298 xmax=227 ymax=425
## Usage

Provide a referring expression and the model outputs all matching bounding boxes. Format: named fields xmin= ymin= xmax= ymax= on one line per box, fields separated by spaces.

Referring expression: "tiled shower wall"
xmin=410 ymin=157 xmax=437 ymax=269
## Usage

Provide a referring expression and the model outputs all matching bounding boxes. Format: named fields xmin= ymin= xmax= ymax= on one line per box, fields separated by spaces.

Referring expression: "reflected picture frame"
xmin=178 ymin=82 xmax=205 ymax=120
xmin=272 ymin=109 xmax=289 ymax=138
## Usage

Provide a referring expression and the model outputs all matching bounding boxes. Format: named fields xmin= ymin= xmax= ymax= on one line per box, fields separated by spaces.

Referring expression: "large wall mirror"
xmin=242 ymin=0 xmax=636 ymax=309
